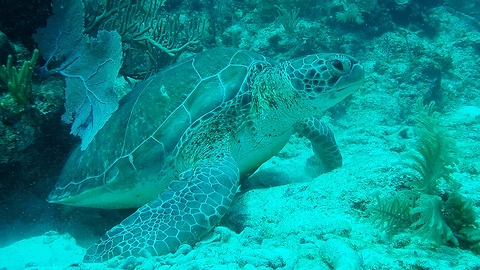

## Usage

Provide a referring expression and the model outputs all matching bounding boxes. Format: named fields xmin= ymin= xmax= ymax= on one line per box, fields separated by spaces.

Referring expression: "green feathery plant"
xmin=370 ymin=98 xmax=480 ymax=252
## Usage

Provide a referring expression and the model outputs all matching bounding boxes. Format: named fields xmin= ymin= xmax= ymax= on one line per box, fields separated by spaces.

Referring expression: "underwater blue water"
xmin=1 ymin=0 xmax=480 ymax=269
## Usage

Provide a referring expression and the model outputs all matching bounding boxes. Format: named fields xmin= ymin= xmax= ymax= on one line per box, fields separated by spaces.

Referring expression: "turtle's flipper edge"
xmin=296 ymin=117 xmax=342 ymax=174
xmin=83 ymin=154 xmax=240 ymax=263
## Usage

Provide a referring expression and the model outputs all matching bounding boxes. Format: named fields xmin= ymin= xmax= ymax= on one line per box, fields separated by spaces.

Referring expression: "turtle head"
xmin=285 ymin=53 xmax=364 ymax=112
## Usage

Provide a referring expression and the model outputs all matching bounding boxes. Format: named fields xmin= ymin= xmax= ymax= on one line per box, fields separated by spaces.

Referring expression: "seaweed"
xmin=404 ymin=99 xmax=457 ymax=195
xmin=369 ymin=98 xmax=480 ymax=252
xmin=370 ymin=195 xmax=412 ymax=233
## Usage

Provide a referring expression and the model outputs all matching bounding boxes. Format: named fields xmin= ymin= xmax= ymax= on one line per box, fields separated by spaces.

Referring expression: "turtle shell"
xmin=49 ymin=48 xmax=275 ymax=208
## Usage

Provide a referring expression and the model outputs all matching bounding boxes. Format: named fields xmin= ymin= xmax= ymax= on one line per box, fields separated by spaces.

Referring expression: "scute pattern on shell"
xmin=49 ymin=48 xmax=274 ymax=204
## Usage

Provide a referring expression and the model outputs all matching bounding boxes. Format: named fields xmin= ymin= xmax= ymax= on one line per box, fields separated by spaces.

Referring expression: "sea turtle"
xmin=48 ymin=48 xmax=364 ymax=262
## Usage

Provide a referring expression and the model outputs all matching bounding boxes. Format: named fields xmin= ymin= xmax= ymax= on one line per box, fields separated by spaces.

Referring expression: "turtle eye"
xmin=329 ymin=58 xmax=353 ymax=75
xmin=331 ymin=60 xmax=344 ymax=71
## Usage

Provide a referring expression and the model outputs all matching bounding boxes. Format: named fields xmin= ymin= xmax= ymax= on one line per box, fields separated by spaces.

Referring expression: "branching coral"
xmin=83 ymin=0 xmax=205 ymax=79
xmin=334 ymin=0 xmax=377 ymax=25
xmin=0 ymin=49 xmax=39 ymax=105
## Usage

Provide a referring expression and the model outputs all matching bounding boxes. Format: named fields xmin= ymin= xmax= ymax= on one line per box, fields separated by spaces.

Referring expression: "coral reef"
xmin=0 ymin=49 xmax=38 ymax=105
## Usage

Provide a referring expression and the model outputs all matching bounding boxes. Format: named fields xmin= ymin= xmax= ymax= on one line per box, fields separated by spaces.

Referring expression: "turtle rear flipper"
xmin=83 ymin=154 xmax=240 ymax=262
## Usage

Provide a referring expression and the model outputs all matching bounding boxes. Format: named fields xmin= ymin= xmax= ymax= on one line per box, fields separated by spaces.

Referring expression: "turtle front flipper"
xmin=83 ymin=154 xmax=240 ymax=263
xmin=295 ymin=117 xmax=342 ymax=175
